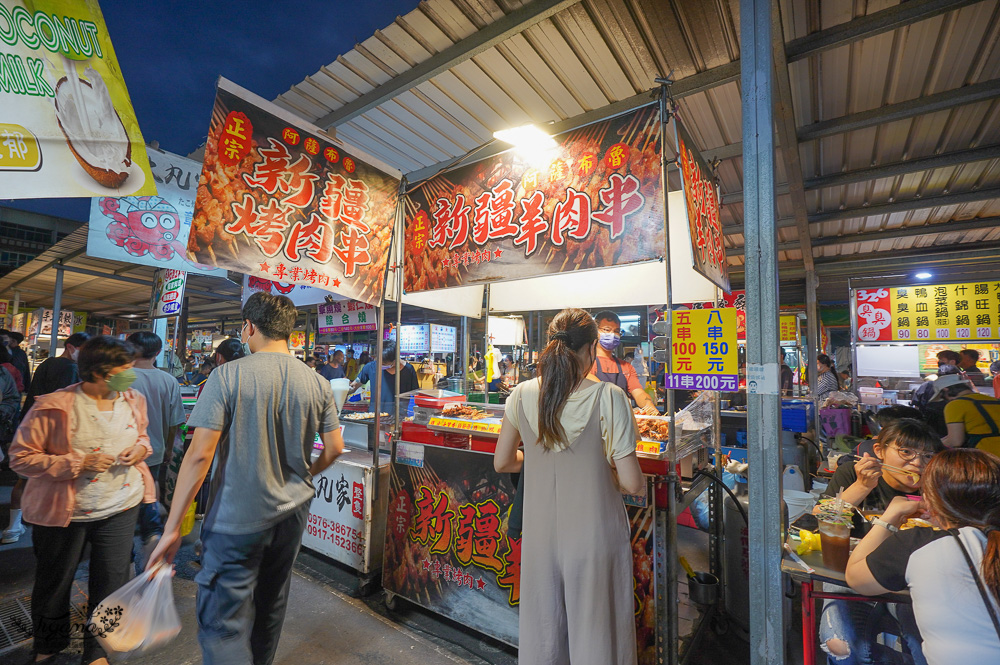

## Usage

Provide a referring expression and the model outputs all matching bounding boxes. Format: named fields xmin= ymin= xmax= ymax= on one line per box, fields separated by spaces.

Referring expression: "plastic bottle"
xmin=782 ymin=465 xmax=805 ymax=492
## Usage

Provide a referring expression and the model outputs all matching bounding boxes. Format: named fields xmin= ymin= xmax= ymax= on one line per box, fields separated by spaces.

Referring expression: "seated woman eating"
xmin=845 ymin=448 xmax=1000 ymax=665
xmin=819 ymin=418 xmax=944 ymax=664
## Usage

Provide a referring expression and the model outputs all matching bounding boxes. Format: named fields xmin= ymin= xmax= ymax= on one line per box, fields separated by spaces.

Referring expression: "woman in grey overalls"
xmin=495 ymin=308 xmax=645 ymax=665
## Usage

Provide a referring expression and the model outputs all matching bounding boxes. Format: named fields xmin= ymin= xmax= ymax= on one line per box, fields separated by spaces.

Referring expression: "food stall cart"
xmin=381 ymin=92 xmax=733 ymax=664
xmin=303 ymin=447 xmax=391 ymax=592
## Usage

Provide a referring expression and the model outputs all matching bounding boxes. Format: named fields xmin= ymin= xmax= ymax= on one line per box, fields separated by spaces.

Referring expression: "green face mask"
xmin=106 ymin=368 xmax=137 ymax=392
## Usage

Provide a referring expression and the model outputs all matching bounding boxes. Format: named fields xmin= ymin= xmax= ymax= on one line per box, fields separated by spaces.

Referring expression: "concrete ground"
xmin=0 ymin=477 xmax=759 ymax=665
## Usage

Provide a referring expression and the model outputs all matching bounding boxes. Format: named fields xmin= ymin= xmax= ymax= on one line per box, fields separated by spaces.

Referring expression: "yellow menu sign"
xmin=665 ymin=308 xmax=739 ymax=391
xmin=855 ymin=281 xmax=1000 ymax=342
xmin=780 ymin=315 xmax=799 ymax=344
xmin=428 ymin=417 xmax=502 ymax=435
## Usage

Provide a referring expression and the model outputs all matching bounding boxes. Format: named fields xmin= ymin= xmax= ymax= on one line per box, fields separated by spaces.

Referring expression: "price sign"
xmin=664 ymin=308 xmax=738 ymax=391
xmin=855 ymin=281 xmax=1000 ymax=342
xmin=150 ymin=268 xmax=187 ymax=319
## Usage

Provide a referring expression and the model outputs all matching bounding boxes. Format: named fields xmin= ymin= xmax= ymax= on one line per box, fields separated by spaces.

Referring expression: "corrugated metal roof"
xmin=266 ymin=0 xmax=1000 ymax=300
xmin=0 ymin=227 xmax=244 ymax=322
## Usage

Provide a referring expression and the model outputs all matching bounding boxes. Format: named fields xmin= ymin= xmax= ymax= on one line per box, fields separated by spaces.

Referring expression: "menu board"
xmin=779 ymin=315 xmax=800 ymax=344
xmin=398 ymin=324 xmax=430 ymax=355
xmin=430 ymin=324 xmax=457 ymax=354
xmin=855 ymin=281 xmax=1000 ymax=342
xmin=318 ymin=300 xmax=377 ymax=334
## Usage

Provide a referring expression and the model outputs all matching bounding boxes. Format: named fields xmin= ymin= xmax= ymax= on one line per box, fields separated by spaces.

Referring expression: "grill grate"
xmin=0 ymin=595 xmax=32 ymax=654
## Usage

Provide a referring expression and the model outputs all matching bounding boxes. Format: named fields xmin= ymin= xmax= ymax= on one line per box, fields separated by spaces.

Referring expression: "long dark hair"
xmin=922 ymin=448 xmax=1000 ymax=602
xmin=817 ymin=353 xmax=841 ymax=389
xmin=536 ymin=308 xmax=597 ymax=449
xmin=215 ymin=338 xmax=246 ymax=364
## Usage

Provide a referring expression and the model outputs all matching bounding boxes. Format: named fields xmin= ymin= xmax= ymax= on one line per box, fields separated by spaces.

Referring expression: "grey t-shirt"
xmin=130 ymin=367 xmax=185 ymax=466
xmin=188 ymin=352 xmax=339 ymax=535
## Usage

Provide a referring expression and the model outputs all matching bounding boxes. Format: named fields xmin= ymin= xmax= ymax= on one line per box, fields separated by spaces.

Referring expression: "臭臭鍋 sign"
xmin=855 ymin=281 xmax=1000 ymax=342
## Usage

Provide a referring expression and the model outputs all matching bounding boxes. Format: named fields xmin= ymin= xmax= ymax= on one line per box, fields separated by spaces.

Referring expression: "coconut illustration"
xmin=54 ymin=66 xmax=132 ymax=189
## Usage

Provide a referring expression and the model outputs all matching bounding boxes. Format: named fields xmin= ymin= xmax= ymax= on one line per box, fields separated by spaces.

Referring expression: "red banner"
xmin=674 ymin=117 xmax=729 ymax=292
xmin=403 ymin=106 xmax=664 ymax=292
xmin=186 ymin=79 xmax=400 ymax=304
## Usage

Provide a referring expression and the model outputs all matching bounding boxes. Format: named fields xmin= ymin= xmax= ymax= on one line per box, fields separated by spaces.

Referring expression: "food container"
xmin=634 ymin=415 xmax=672 ymax=455
xmin=412 ymin=389 xmax=465 ymax=409
xmin=687 ymin=572 xmax=720 ymax=606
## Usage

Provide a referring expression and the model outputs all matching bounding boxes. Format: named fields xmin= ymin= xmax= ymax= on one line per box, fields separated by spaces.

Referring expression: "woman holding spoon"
xmin=823 ymin=419 xmax=943 ymax=511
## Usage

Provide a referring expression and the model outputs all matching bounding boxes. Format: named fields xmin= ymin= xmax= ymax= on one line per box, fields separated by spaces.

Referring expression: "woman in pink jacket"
xmin=9 ymin=336 xmax=156 ymax=665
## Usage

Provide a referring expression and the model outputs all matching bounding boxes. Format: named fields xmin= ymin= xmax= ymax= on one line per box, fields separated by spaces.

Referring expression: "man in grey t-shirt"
xmin=148 ymin=292 xmax=345 ymax=665
xmin=127 ymin=331 xmax=185 ymax=548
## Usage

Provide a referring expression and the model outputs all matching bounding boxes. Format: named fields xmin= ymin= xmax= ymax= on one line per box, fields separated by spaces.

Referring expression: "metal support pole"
xmin=304 ymin=309 xmax=312 ymax=359
xmin=806 ymin=271 xmax=821 ymax=442
xmin=9 ymin=289 xmax=19 ymax=329
xmin=152 ymin=317 xmax=169 ymax=368
xmin=373 ymin=303 xmax=386 ymax=488
xmin=483 ymin=285 xmax=491 ymax=405
xmin=655 ymin=80 xmax=679 ymax=665
xmin=179 ymin=297 xmax=190 ymax=361
xmin=394 ymin=200 xmax=404 ymax=440
xmin=50 ymin=267 xmax=64 ymax=357
xmin=461 ymin=315 xmax=469 ymax=390
xmin=711 ymin=291 xmax=725 ymax=597
xmin=849 ymin=281 xmax=859 ymax=403
xmin=374 ymin=184 xmax=406 ymax=494
xmin=742 ymin=0 xmax=785 ymax=662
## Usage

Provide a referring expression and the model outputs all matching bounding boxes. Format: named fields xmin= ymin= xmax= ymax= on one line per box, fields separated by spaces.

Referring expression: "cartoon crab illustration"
xmin=100 ymin=196 xmax=188 ymax=261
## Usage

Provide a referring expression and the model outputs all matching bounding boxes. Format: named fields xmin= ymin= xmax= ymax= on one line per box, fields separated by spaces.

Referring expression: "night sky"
xmin=3 ymin=0 xmax=419 ymax=222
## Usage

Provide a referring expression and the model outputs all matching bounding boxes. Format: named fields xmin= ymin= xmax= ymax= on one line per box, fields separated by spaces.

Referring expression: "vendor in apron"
xmin=590 ymin=310 xmax=659 ymax=415
xmin=932 ymin=373 xmax=1000 ymax=456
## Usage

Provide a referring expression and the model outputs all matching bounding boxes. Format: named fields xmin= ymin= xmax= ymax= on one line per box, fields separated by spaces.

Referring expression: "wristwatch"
xmin=871 ymin=517 xmax=899 ymax=533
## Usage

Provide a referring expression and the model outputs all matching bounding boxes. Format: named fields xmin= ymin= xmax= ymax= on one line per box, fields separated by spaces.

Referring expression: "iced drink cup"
xmin=330 ymin=378 xmax=351 ymax=413
xmin=818 ymin=519 xmax=851 ymax=572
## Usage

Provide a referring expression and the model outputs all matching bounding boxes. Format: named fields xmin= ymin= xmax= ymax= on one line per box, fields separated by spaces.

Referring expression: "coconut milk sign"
xmin=86 ymin=148 xmax=226 ymax=276
xmin=149 ymin=268 xmax=186 ymax=319
xmin=0 ymin=0 xmax=156 ymax=199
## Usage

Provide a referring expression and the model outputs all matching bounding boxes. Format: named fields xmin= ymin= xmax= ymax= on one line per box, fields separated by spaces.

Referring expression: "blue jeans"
xmin=195 ymin=503 xmax=310 ymax=665
xmin=819 ymin=590 xmax=926 ymax=665
xmin=138 ymin=464 xmax=164 ymax=541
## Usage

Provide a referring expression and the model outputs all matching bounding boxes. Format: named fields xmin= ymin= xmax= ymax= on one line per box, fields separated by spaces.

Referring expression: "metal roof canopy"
xmin=273 ymin=0 xmax=1000 ymax=303
xmin=0 ymin=226 xmax=244 ymax=323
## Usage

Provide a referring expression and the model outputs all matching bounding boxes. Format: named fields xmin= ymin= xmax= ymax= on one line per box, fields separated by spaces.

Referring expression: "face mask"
xmin=106 ymin=368 xmax=137 ymax=392
xmin=69 ymin=348 xmax=79 ymax=362
xmin=381 ymin=363 xmax=393 ymax=370
xmin=598 ymin=332 xmax=621 ymax=350
xmin=240 ymin=322 xmax=253 ymax=355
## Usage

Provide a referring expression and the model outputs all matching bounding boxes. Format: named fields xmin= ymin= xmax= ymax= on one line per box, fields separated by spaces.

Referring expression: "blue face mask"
xmin=599 ymin=332 xmax=621 ymax=350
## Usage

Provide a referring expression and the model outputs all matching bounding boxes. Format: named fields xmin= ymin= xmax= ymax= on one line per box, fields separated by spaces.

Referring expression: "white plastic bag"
xmin=88 ymin=562 xmax=181 ymax=659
